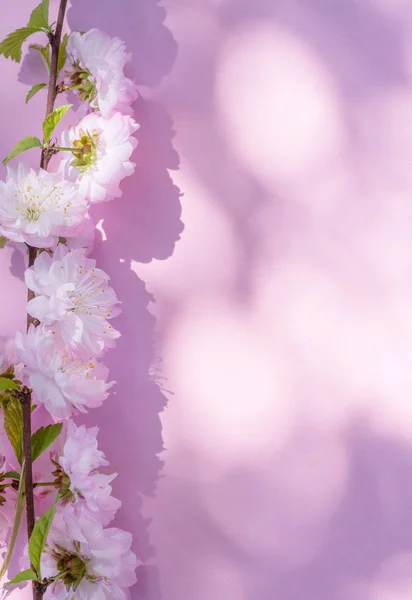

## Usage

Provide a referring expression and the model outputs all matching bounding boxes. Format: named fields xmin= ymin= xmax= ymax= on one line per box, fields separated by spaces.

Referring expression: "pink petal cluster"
xmin=25 ymin=245 xmax=121 ymax=357
xmin=58 ymin=421 xmax=121 ymax=525
xmin=15 ymin=326 xmax=112 ymax=418
xmin=66 ymin=212 xmax=96 ymax=255
xmin=0 ymin=163 xmax=88 ymax=248
xmin=0 ymin=336 xmax=16 ymax=374
xmin=65 ymin=29 xmax=138 ymax=118
xmin=0 ymin=21 xmax=139 ymax=598
xmin=42 ymin=504 xmax=137 ymax=600
xmin=59 ymin=112 xmax=138 ymax=203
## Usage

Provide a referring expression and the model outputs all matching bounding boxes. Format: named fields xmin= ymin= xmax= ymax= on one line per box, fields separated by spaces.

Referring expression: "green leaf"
xmin=0 ymin=27 xmax=38 ymax=63
xmin=26 ymin=82 xmax=47 ymax=104
xmin=4 ymin=397 xmax=23 ymax=464
xmin=58 ymin=237 xmax=67 ymax=245
xmin=6 ymin=569 xmax=38 ymax=586
xmin=32 ymin=423 xmax=63 ymax=462
xmin=0 ymin=462 xmax=26 ymax=580
xmin=3 ymin=136 xmax=43 ymax=165
xmin=58 ymin=33 xmax=69 ymax=75
xmin=28 ymin=0 xmax=50 ymax=30
xmin=0 ymin=0 xmax=50 ymax=63
xmin=29 ymin=495 xmax=59 ymax=578
xmin=42 ymin=104 xmax=72 ymax=143
xmin=0 ymin=236 xmax=7 ymax=249
xmin=0 ymin=377 xmax=19 ymax=390
xmin=30 ymin=43 xmax=50 ymax=72
xmin=3 ymin=471 xmax=20 ymax=479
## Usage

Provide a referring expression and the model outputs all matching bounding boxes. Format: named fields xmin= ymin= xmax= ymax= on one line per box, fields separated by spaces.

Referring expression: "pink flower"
xmin=15 ymin=326 xmax=112 ymax=418
xmin=25 ymin=245 xmax=121 ymax=357
xmin=65 ymin=29 xmax=138 ymax=118
xmin=57 ymin=421 xmax=121 ymax=525
xmin=61 ymin=421 xmax=107 ymax=475
xmin=0 ymin=163 xmax=88 ymax=248
xmin=59 ymin=112 xmax=138 ymax=203
xmin=42 ymin=504 xmax=137 ymax=599
xmin=0 ymin=336 xmax=17 ymax=374
xmin=66 ymin=213 xmax=96 ymax=255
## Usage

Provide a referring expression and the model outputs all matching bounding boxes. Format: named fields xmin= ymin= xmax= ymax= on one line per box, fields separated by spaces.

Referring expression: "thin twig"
xmin=41 ymin=0 xmax=68 ymax=171
xmin=14 ymin=387 xmax=35 ymax=541
xmin=22 ymin=2 xmax=69 ymax=599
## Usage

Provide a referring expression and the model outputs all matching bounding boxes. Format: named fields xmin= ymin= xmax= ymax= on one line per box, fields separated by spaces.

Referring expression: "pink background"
xmin=3 ymin=0 xmax=412 ymax=598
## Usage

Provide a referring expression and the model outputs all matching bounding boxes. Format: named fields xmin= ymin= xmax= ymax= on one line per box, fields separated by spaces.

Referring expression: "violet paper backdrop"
xmin=3 ymin=0 xmax=412 ymax=599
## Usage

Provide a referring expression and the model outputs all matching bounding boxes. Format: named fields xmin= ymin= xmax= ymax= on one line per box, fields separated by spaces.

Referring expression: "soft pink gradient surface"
xmin=2 ymin=0 xmax=412 ymax=598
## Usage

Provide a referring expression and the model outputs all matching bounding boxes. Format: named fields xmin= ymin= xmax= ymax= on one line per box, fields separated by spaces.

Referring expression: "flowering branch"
xmin=22 ymin=6 xmax=68 ymax=599
xmin=0 ymin=0 xmax=139 ymax=598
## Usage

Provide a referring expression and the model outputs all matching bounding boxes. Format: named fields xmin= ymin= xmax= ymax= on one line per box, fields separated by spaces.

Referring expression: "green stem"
xmin=34 ymin=482 xmax=58 ymax=488
xmin=0 ymin=462 xmax=26 ymax=580
xmin=53 ymin=146 xmax=74 ymax=152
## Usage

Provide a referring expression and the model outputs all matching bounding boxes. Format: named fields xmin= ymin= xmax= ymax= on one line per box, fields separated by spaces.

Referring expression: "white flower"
xmin=0 ymin=336 xmax=17 ymax=374
xmin=25 ymin=244 xmax=121 ymax=357
xmin=42 ymin=504 xmax=137 ymax=600
xmin=15 ymin=326 xmax=112 ymax=419
xmin=60 ymin=421 xmax=108 ymax=476
xmin=57 ymin=421 xmax=121 ymax=525
xmin=66 ymin=212 xmax=96 ymax=255
xmin=65 ymin=29 xmax=138 ymax=118
xmin=59 ymin=112 xmax=138 ymax=203
xmin=0 ymin=163 xmax=88 ymax=248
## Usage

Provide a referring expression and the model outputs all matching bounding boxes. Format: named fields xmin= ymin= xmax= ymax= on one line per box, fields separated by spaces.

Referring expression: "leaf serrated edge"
xmin=2 ymin=136 xmax=43 ymax=165
xmin=26 ymin=83 xmax=47 ymax=104
xmin=42 ymin=104 xmax=73 ymax=143
xmin=29 ymin=494 xmax=60 ymax=578
xmin=0 ymin=27 xmax=39 ymax=63
xmin=32 ymin=423 xmax=63 ymax=462
xmin=6 ymin=568 xmax=38 ymax=586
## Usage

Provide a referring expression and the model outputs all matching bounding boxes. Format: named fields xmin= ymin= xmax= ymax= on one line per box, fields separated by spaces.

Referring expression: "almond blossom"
xmin=55 ymin=421 xmax=121 ymax=525
xmin=41 ymin=504 xmax=137 ymax=600
xmin=0 ymin=6 xmax=140 ymax=593
xmin=65 ymin=29 xmax=138 ymax=118
xmin=59 ymin=112 xmax=138 ymax=203
xmin=0 ymin=336 xmax=16 ymax=375
xmin=15 ymin=326 xmax=112 ymax=418
xmin=67 ymin=212 xmax=96 ymax=255
xmin=0 ymin=163 xmax=88 ymax=248
xmin=25 ymin=244 xmax=121 ymax=357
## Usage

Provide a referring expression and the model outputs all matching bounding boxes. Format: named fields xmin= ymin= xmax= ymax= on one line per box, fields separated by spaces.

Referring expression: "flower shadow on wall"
xmin=66 ymin=2 xmax=183 ymax=599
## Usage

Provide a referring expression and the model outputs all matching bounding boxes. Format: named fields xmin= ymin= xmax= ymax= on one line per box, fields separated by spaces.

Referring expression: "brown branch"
xmin=23 ymin=2 xmax=69 ymax=599
xmin=41 ymin=0 xmax=68 ymax=171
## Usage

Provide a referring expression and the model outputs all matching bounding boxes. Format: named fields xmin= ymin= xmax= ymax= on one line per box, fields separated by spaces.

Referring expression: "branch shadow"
xmin=67 ymin=0 xmax=178 ymax=88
